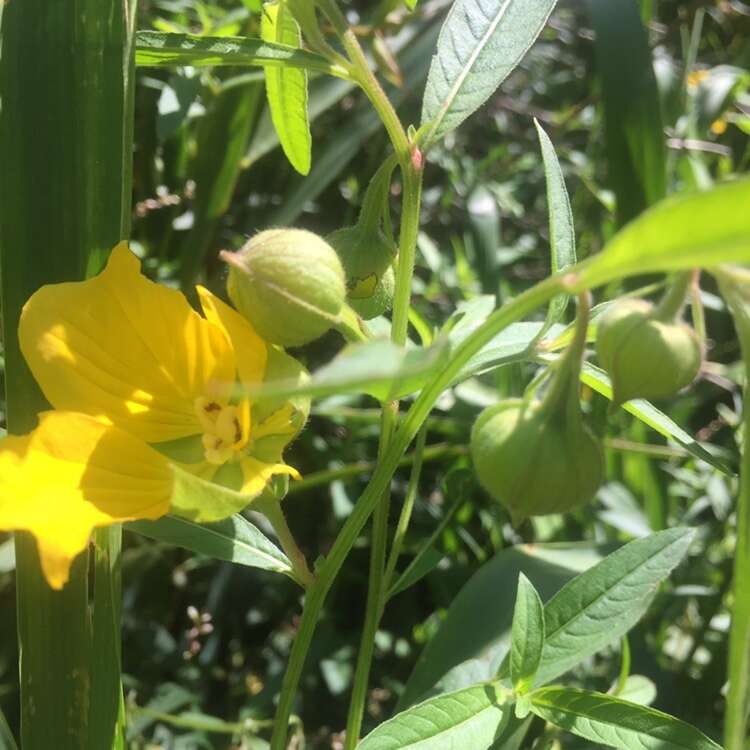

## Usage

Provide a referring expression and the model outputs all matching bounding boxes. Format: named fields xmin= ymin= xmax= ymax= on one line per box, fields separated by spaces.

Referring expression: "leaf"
xmin=534 ymin=528 xmax=694 ymax=687
xmin=357 ymin=683 xmax=511 ymax=750
xmin=580 ymin=361 xmax=735 ymax=476
xmin=572 ymin=178 xmax=750 ymax=291
xmin=126 ymin=513 xmax=294 ymax=579
xmin=535 ymin=120 xmax=576 ymax=327
xmin=616 ymin=675 xmax=657 ymax=706
xmin=242 ymin=339 xmax=451 ymax=403
xmin=0 ymin=705 xmax=18 ymax=750
xmin=510 ymin=574 xmax=545 ymax=694
xmin=530 ymin=687 xmax=722 ymax=750
xmin=400 ymin=543 xmax=607 ymax=709
xmin=587 ymin=0 xmax=666 ymax=226
xmin=266 ymin=19 xmax=440 ymax=226
xmin=261 ymin=2 xmax=312 ymax=175
xmin=135 ymin=30 xmax=337 ymax=76
xmin=455 ymin=322 xmax=546 ymax=383
xmin=388 ymin=547 xmax=444 ymax=598
xmin=421 ymin=0 xmax=558 ymax=144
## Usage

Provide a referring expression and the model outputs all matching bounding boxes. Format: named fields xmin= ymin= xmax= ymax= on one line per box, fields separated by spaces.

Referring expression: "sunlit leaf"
xmin=357 ymin=683 xmax=511 ymax=750
xmin=534 ymin=528 xmax=694 ymax=686
xmin=530 ymin=687 xmax=722 ymax=750
xmin=127 ymin=513 xmax=294 ymax=579
xmin=572 ymin=179 xmax=750 ymax=291
xmin=535 ymin=120 xmax=576 ymax=326
xmin=421 ymin=0 xmax=558 ymax=144
xmin=510 ymin=574 xmax=545 ymax=694
xmin=260 ymin=2 xmax=312 ymax=175
xmin=135 ymin=30 xmax=337 ymax=76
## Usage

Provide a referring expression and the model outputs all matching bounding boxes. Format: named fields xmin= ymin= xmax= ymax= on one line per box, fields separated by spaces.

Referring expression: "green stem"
xmin=715 ymin=267 xmax=750 ymax=750
xmin=384 ymin=425 xmax=428 ymax=591
xmin=269 ymin=274 xmax=564 ymax=750
xmin=257 ymin=499 xmax=314 ymax=588
xmin=344 ymin=404 xmax=397 ymax=748
xmin=286 ymin=443 xmax=467 ymax=495
xmin=653 ymin=271 xmax=692 ymax=322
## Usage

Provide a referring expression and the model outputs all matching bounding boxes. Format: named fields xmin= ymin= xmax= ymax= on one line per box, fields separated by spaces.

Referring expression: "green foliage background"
xmin=1 ymin=0 xmax=749 ymax=747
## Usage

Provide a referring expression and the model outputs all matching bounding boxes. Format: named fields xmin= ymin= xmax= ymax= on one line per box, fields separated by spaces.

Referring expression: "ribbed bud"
xmin=470 ymin=398 xmax=604 ymax=526
xmin=223 ymin=228 xmax=346 ymax=347
xmin=327 ymin=225 xmax=397 ymax=320
xmin=596 ymin=298 xmax=702 ymax=407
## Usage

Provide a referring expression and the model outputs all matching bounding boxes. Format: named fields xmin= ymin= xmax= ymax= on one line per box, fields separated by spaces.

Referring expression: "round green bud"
xmin=223 ymin=228 xmax=346 ymax=347
xmin=470 ymin=398 xmax=604 ymax=525
xmin=327 ymin=225 xmax=397 ymax=320
xmin=596 ymin=298 xmax=702 ymax=407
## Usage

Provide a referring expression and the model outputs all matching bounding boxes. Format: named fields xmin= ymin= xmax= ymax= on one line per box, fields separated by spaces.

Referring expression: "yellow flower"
xmin=0 ymin=242 xmax=307 ymax=589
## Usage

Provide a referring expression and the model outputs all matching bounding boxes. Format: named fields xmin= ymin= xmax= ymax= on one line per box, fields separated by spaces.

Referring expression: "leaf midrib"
xmin=542 ymin=534 xmax=686 ymax=650
xmin=429 ymin=0 xmax=513 ymax=139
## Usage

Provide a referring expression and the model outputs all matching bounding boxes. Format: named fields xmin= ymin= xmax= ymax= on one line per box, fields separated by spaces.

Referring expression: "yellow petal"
xmin=253 ymin=404 xmax=297 ymax=440
xmin=0 ymin=412 xmax=172 ymax=589
xmin=239 ymin=456 xmax=301 ymax=497
xmin=20 ymin=243 xmax=236 ymax=443
xmin=197 ymin=286 xmax=267 ymax=388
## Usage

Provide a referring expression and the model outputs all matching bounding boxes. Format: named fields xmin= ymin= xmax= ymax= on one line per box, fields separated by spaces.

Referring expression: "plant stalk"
xmin=269 ymin=274 xmax=565 ymax=750
xmin=715 ymin=267 xmax=750 ymax=750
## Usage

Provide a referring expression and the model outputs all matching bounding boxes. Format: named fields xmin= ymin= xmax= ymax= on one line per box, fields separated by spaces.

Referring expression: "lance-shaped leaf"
xmin=534 ymin=528 xmax=694 ymax=686
xmin=572 ymin=178 xmax=750 ymax=291
xmin=241 ymin=338 xmax=451 ymax=403
xmin=135 ymin=30 xmax=337 ymax=77
xmin=510 ymin=574 xmax=545 ymax=694
xmin=536 ymin=120 xmax=576 ymax=327
xmin=357 ymin=683 xmax=511 ymax=750
xmin=530 ymin=687 xmax=722 ymax=750
xmin=421 ymin=0 xmax=558 ymax=144
xmin=127 ymin=514 xmax=294 ymax=580
xmin=261 ymin=2 xmax=312 ymax=175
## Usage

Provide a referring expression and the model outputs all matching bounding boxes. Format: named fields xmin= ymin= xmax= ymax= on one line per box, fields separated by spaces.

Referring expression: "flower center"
xmin=194 ymin=397 xmax=251 ymax=466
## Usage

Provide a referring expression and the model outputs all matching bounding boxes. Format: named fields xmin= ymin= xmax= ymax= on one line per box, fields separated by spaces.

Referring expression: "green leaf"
xmin=243 ymin=339 xmax=450 ymax=404
xmin=587 ymin=0 xmax=666 ymax=225
xmin=455 ymin=322 xmax=545 ymax=383
xmin=573 ymin=179 xmax=750 ymax=291
xmin=260 ymin=2 xmax=312 ymax=175
xmin=535 ymin=120 xmax=576 ymax=327
xmin=1 ymin=0 xmax=136 ymax=747
xmin=135 ymin=30 xmax=337 ymax=76
xmin=530 ymin=687 xmax=722 ymax=750
xmin=510 ymin=574 xmax=545 ymax=694
xmin=400 ymin=543 xmax=607 ymax=709
xmin=616 ymin=675 xmax=657 ymax=706
xmin=126 ymin=513 xmax=294 ymax=578
xmin=166 ymin=466 xmax=265 ymax=523
xmin=534 ymin=528 xmax=694 ymax=687
xmin=265 ymin=19 xmax=439 ymax=226
xmin=420 ymin=0 xmax=558 ymax=144
xmin=357 ymin=683 xmax=511 ymax=750
xmin=580 ymin=361 xmax=735 ymax=476
xmin=0 ymin=705 xmax=18 ymax=750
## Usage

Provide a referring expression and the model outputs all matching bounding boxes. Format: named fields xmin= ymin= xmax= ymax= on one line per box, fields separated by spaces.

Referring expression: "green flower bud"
xmin=596 ymin=298 xmax=702 ymax=407
xmin=470 ymin=398 xmax=604 ymax=525
xmin=327 ymin=224 xmax=397 ymax=320
xmin=470 ymin=292 xmax=604 ymax=525
xmin=223 ymin=228 xmax=346 ymax=347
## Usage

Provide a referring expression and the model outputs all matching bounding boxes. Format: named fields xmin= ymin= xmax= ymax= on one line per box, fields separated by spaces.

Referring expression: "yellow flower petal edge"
xmin=0 ymin=411 xmax=173 ymax=589
xmin=240 ymin=457 xmax=301 ymax=497
xmin=19 ymin=242 xmax=236 ymax=443
xmin=197 ymin=285 xmax=267 ymax=388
